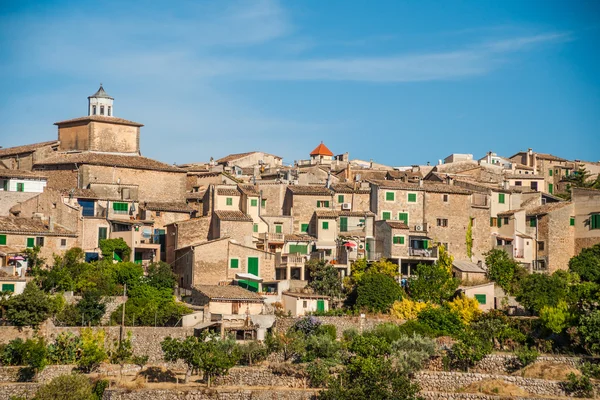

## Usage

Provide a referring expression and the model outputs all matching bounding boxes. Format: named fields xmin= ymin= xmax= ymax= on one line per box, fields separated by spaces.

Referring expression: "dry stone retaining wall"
xmin=275 ymin=316 xmax=389 ymax=337
xmin=0 ymin=383 xmax=41 ymax=400
xmin=103 ymin=388 xmax=318 ymax=400
xmin=213 ymin=367 xmax=306 ymax=388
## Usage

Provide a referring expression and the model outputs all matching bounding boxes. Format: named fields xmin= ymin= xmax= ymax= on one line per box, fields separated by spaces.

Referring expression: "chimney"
xmin=487 ymin=151 xmax=492 ymax=164
xmin=438 ymin=159 xmax=442 ymax=165
xmin=48 ymin=216 xmax=54 ymax=232
xmin=527 ymin=148 xmax=533 ymax=167
xmin=369 ymin=159 xmax=373 ymax=169
xmin=503 ymin=180 xmax=510 ymax=190
xmin=419 ymin=178 xmax=423 ymax=187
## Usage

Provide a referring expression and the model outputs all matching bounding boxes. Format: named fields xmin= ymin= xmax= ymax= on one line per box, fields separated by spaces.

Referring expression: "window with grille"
xmin=436 ymin=218 xmax=448 ymax=227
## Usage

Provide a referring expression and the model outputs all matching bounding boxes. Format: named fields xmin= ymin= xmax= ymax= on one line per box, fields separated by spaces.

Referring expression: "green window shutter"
xmin=399 ymin=213 xmax=408 ymax=224
xmin=1 ymin=284 xmax=15 ymax=293
xmin=382 ymin=212 xmax=391 ymax=220
xmin=408 ymin=193 xmax=417 ymax=202
xmin=253 ymin=224 xmax=258 ymax=233
xmin=549 ymin=169 xmax=553 ymax=176
xmin=530 ymin=218 xmax=537 ymax=227
xmin=498 ymin=193 xmax=505 ymax=204
xmin=16 ymin=183 xmax=24 ymax=192
xmin=250 ymin=199 xmax=257 ymax=207
xmin=340 ymin=217 xmax=348 ymax=232
xmin=112 ymin=202 xmax=128 ymax=211
xmin=98 ymin=227 xmax=107 ymax=246
xmin=338 ymin=195 xmax=344 ymax=203
xmin=0 ymin=235 xmax=6 ymax=245
xmin=399 ymin=236 xmax=405 ymax=245
xmin=26 ymin=237 xmax=34 ymax=248
xmin=289 ymin=244 xmax=297 ymax=253
xmin=275 ymin=225 xmax=282 ymax=234
xmin=322 ymin=221 xmax=329 ymax=230
xmin=386 ymin=192 xmax=395 ymax=201
xmin=324 ymin=201 xmax=330 ymax=208
xmin=301 ymin=224 xmax=309 ymax=233
xmin=2 ymin=180 xmax=7 ymax=191
xmin=261 ymin=199 xmax=266 ymax=207
xmin=498 ymin=217 xmax=502 ymax=228
xmin=423 ymin=240 xmax=428 ymax=249
xmin=592 ymin=214 xmax=600 ymax=230
xmin=565 ymin=170 xmax=569 ymax=176
xmin=393 ymin=236 xmax=399 ymax=244
xmin=316 ymin=201 xmax=321 ymax=208
xmin=134 ymin=252 xmax=143 ymax=264
xmin=226 ymin=197 xmax=233 ymax=206
xmin=569 ymin=217 xmax=575 ymax=226
xmin=230 ymin=259 xmax=239 ymax=269
xmin=490 ymin=217 xmax=493 ymax=227
xmin=548 ymin=184 xmax=553 ymax=194
xmin=474 ymin=294 xmax=486 ymax=305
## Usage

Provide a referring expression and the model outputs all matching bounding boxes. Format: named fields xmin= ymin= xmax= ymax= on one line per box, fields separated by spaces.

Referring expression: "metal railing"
xmin=408 ymin=247 xmax=438 ymax=258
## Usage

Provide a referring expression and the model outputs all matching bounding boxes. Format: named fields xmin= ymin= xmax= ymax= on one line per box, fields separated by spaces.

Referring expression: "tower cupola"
xmin=88 ymin=84 xmax=114 ymax=117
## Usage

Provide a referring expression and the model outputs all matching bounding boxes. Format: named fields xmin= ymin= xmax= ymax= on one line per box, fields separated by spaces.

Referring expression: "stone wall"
xmin=103 ymin=388 xmax=317 ymax=400
xmin=213 ymin=367 xmax=306 ymax=388
xmin=275 ymin=316 xmax=389 ymax=337
xmin=0 ymin=383 xmax=41 ymax=400
xmin=415 ymin=371 xmax=600 ymax=398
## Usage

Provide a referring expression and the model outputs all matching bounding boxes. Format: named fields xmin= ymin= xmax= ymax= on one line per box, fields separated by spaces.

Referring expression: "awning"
xmin=235 ymin=273 xmax=263 ymax=282
xmin=344 ymin=242 xmax=357 ymax=248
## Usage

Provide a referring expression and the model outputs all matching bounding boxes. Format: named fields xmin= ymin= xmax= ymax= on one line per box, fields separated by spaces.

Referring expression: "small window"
xmin=92 ymin=105 xmax=97 ymax=115
xmin=107 ymin=106 xmax=112 ymax=116
xmin=490 ymin=217 xmax=497 ymax=227
xmin=2 ymin=180 xmax=7 ymax=191
xmin=498 ymin=193 xmax=505 ymax=204
xmin=316 ymin=200 xmax=330 ymax=208
xmin=436 ymin=218 xmax=448 ymax=227
xmin=538 ymin=241 xmax=545 ymax=251
xmin=442 ymin=194 xmax=449 ymax=202
xmin=16 ymin=182 xmax=24 ymax=192
xmin=0 ymin=235 xmax=5 ymax=245
xmin=100 ymin=105 xmax=104 ymax=115
xmin=408 ymin=193 xmax=417 ymax=203
xmin=261 ymin=199 xmax=266 ymax=208
xmin=155 ymin=211 xmax=161 ymax=217
xmin=515 ymin=181 xmax=522 ymax=186
xmin=569 ymin=217 xmax=575 ymax=226
xmin=531 ymin=181 xmax=538 ymax=191
xmin=549 ymin=169 xmax=553 ymax=177
xmin=275 ymin=224 xmax=282 ymax=234
xmin=301 ymin=224 xmax=309 ymax=233
xmin=112 ymin=202 xmax=128 ymax=214
xmin=322 ymin=221 xmax=329 ymax=230
xmin=555 ymin=169 xmax=560 ymax=175
xmin=503 ymin=217 xmax=509 ymax=225
xmin=303 ymin=301 xmax=308 ymax=308
xmin=529 ymin=218 xmax=537 ymax=227
xmin=230 ymin=259 xmax=239 ymax=269
xmin=548 ymin=183 xmax=553 ymax=194
xmin=382 ymin=212 xmax=391 ymax=221
xmin=250 ymin=199 xmax=258 ymax=207
xmin=385 ymin=192 xmax=395 ymax=201
xmin=591 ymin=214 xmax=600 ymax=230
xmin=226 ymin=197 xmax=233 ymax=206
xmin=253 ymin=224 xmax=258 ymax=233
xmin=1 ymin=284 xmax=15 ymax=293
xmin=98 ymin=227 xmax=107 ymax=246
xmin=36 ymin=237 xmax=45 ymax=247
xmin=474 ymin=294 xmax=486 ymax=305
xmin=338 ymin=194 xmax=344 ymax=203
xmin=60 ymin=238 xmax=67 ymax=247
xmin=393 ymin=236 xmax=405 ymax=245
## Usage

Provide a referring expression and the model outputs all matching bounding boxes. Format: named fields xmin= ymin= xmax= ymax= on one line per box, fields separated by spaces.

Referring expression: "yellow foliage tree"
xmin=391 ymin=298 xmax=435 ymax=320
xmin=447 ymin=294 xmax=481 ymax=324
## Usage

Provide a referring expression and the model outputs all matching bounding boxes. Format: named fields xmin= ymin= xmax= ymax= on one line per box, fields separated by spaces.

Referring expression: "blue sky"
xmin=1 ymin=0 xmax=599 ymax=166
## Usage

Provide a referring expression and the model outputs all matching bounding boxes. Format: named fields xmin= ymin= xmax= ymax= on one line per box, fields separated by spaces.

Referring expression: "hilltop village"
xmin=0 ymin=86 xmax=599 ymax=399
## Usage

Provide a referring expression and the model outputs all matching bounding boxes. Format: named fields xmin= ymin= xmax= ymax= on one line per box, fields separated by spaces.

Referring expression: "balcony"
xmin=408 ymin=247 xmax=438 ymax=258
xmin=514 ymin=249 xmax=524 ymax=259
xmin=259 ymin=233 xmax=285 ymax=243
xmin=276 ymin=253 xmax=308 ymax=268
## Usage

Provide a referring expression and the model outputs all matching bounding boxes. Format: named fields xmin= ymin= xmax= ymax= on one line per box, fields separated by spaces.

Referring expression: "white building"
xmin=0 ymin=170 xmax=47 ymax=193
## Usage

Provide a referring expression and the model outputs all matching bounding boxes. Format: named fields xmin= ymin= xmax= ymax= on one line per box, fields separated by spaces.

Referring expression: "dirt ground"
xmin=461 ymin=379 xmax=531 ymax=397
xmin=515 ymin=362 xmax=581 ymax=381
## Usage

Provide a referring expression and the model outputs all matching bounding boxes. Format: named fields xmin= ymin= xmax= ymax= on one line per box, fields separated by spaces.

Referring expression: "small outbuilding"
xmin=282 ymin=291 xmax=330 ymax=316
xmin=452 ymin=260 xmax=487 ymax=284
xmin=458 ymin=282 xmax=495 ymax=312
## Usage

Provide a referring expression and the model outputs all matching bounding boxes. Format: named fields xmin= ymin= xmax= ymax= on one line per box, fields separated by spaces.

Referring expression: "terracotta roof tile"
xmin=330 ymin=183 xmax=371 ymax=194
xmin=370 ymin=180 xmax=472 ymax=194
xmin=315 ymin=210 xmax=339 ymax=218
xmin=283 ymin=291 xmax=329 ymax=299
xmin=0 ymin=217 xmax=76 ymax=236
xmin=195 ymin=285 xmax=263 ymax=301
xmin=386 ymin=221 xmax=409 ymax=229
xmin=526 ymin=202 xmax=571 ymax=217
xmin=214 ymin=210 xmax=253 ymax=222
xmin=54 ymin=115 xmax=143 ymax=127
xmin=238 ymin=184 xmax=259 ymax=196
xmin=217 ymin=188 xmax=240 ymax=196
xmin=34 ymin=153 xmax=183 ymax=173
xmin=310 ymin=142 xmax=333 ymax=157
xmin=0 ymin=169 xmax=48 ymax=179
xmin=142 ymin=202 xmax=194 ymax=213
xmin=287 ymin=185 xmax=332 ymax=196
xmin=284 ymin=234 xmax=316 ymax=242
xmin=0 ymin=141 xmax=58 ymax=157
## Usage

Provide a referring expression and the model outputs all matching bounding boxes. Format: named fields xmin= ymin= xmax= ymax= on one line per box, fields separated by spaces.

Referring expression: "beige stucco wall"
xmin=58 ymin=124 xmax=90 ymax=152
xmin=0 ymin=233 xmax=77 ymax=266
xmin=462 ymin=283 xmax=495 ymax=311
xmin=282 ymin=295 xmax=329 ymax=316
xmin=209 ymin=301 xmax=263 ymax=316
xmin=89 ymin=121 xmax=139 ymax=153
xmin=573 ymin=189 xmax=600 ymax=253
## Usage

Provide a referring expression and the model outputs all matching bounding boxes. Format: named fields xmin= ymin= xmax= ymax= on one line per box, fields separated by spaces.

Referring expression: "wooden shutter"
xmin=548 ymin=184 xmax=553 ymax=194
xmin=27 ymin=237 xmax=34 ymax=248
xmin=230 ymin=259 xmax=239 ymax=268
xmin=322 ymin=221 xmax=329 ymax=230
xmin=570 ymin=217 xmax=575 ymax=226
xmin=530 ymin=218 xmax=536 ymax=227
xmin=400 ymin=236 xmax=405 ymax=245
xmin=253 ymin=224 xmax=258 ymax=232
xmin=408 ymin=193 xmax=417 ymax=202
xmin=386 ymin=192 xmax=394 ymax=201
xmin=382 ymin=212 xmax=391 ymax=220
xmin=498 ymin=193 xmax=505 ymax=204
xmin=275 ymin=225 xmax=282 ymax=234
xmin=0 ymin=235 xmax=5 ymax=245
xmin=1 ymin=284 xmax=15 ymax=293
xmin=399 ymin=213 xmax=408 ymax=224
xmin=340 ymin=217 xmax=348 ymax=232
xmin=250 ymin=199 xmax=257 ymax=207
xmin=324 ymin=201 xmax=330 ymax=208
xmin=301 ymin=224 xmax=309 ymax=233
xmin=474 ymin=294 xmax=486 ymax=304
xmin=338 ymin=195 xmax=344 ymax=203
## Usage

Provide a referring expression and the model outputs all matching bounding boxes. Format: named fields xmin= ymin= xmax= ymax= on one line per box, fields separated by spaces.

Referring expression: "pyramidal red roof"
xmin=310 ymin=142 xmax=333 ymax=157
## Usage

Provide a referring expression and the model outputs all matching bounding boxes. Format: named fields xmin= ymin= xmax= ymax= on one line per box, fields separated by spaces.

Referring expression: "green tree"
xmin=569 ymin=244 xmax=600 ymax=284
xmin=146 ymin=261 xmax=177 ymax=290
xmin=99 ymin=238 xmax=131 ymax=261
xmin=161 ymin=333 xmax=239 ymax=386
xmin=237 ymin=341 xmax=268 ymax=366
xmin=306 ymin=259 xmax=343 ymax=299
xmin=22 ymin=337 xmax=48 ymax=376
xmin=408 ymin=263 xmax=459 ymax=304
xmin=34 ymin=374 xmax=95 ymax=400
xmin=265 ymin=330 xmax=305 ymax=362
xmin=348 ymin=334 xmax=391 ymax=358
xmin=515 ymin=272 xmax=569 ymax=313
xmin=466 ymin=217 xmax=473 ymax=260
xmin=355 ymin=273 xmax=403 ymax=313
xmin=5 ymin=282 xmax=61 ymax=328
xmin=578 ymin=309 xmax=600 ymax=355
xmin=347 ymin=258 xmax=399 ymax=287
xmin=539 ymin=300 xmax=574 ymax=334
xmin=24 ymin=246 xmax=46 ymax=276
xmin=450 ymin=330 xmax=493 ymax=371
xmin=109 ymin=331 xmax=133 ymax=379
xmin=77 ymin=328 xmax=107 ymax=373
xmin=111 ymin=262 xmax=144 ymax=289
xmin=76 ymin=289 xmax=106 ymax=326
xmin=391 ymin=333 xmax=437 ymax=374
xmin=417 ymin=306 xmax=463 ymax=336
xmin=484 ymin=248 xmax=523 ymax=293
xmin=303 ymin=333 xmax=341 ymax=362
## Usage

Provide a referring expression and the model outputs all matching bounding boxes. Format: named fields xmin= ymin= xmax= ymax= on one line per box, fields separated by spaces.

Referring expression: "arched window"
xmin=92 ymin=105 xmax=97 ymax=115
xmin=108 ymin=106 xmax=111 ymax=116
xmin=100 ymin=106 xmax=104 ymax=115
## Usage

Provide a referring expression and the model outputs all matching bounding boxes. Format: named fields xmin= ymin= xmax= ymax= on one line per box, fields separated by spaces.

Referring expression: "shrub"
xmin=562 ymin=372 xmax=594 ymax=398
xmin=293 ymin=316 xmax=322 ymax=336
xmin=303 ymin=334 xmax=341 ymax=362
xmin=48 ymin=332 xmax=82 ymax=364
xmin=22 ymin=337 xmax=48 ymax=374
xmin=307 ymin=359 xmax=330 ymax=388
xmin=390 ymin=298 xmax=431 ymax=320
xmin=447 ymin=294 xmax=481 ymax=325
xmin=396 ymin=320 xmax=438 ymax=338
xmin=0 ymin=338 xmax=26 ymax=366
xmin=35 ymin=374 xmax=95 ymax=400
xmin=342 ymin=328 xmax=359 ymax=342
xmin=577 ymin=309 xmax=600 ymax=355
xmin=4 ymin=283 xmax=61 ymax=328
xmin=391 ymin=333 xmax=437 ymax=374
xmin=515 ymin=346 xmax=539 ymax=367
xmin=450 ymin=331 xmax=493 ymax=371
xmin=348 ymin=334 xmax=391 ymax=358
xmin=539 ymin=300 xmax=573 ymax=334
xmin=77 ymin=328 xmax=107 ymax=373
xmin=355 ymin=273 xmax=403 ymax=313
xmin=417 ymin=306 xmax=463 ymax=336
xmin=316 ymin=324 xmax=337 ymax=341
xmin=237 ymin=341 xmax=268 ymax=366
xmin=92 ymin=378 xmax=109 ymax=400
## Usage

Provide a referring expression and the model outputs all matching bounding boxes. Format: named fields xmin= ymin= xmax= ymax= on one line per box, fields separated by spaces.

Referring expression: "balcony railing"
xmin=260 ymin=232 xmax=285 ymax=242
xmin=276 ymin=253 xmax=308 ymax=268
xmin=408 ymin=247 xmax=438 ymax=258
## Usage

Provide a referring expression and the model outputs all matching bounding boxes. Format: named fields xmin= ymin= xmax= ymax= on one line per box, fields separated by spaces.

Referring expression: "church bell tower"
xmin=88 ymin=84 xmax=114 ymax=117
